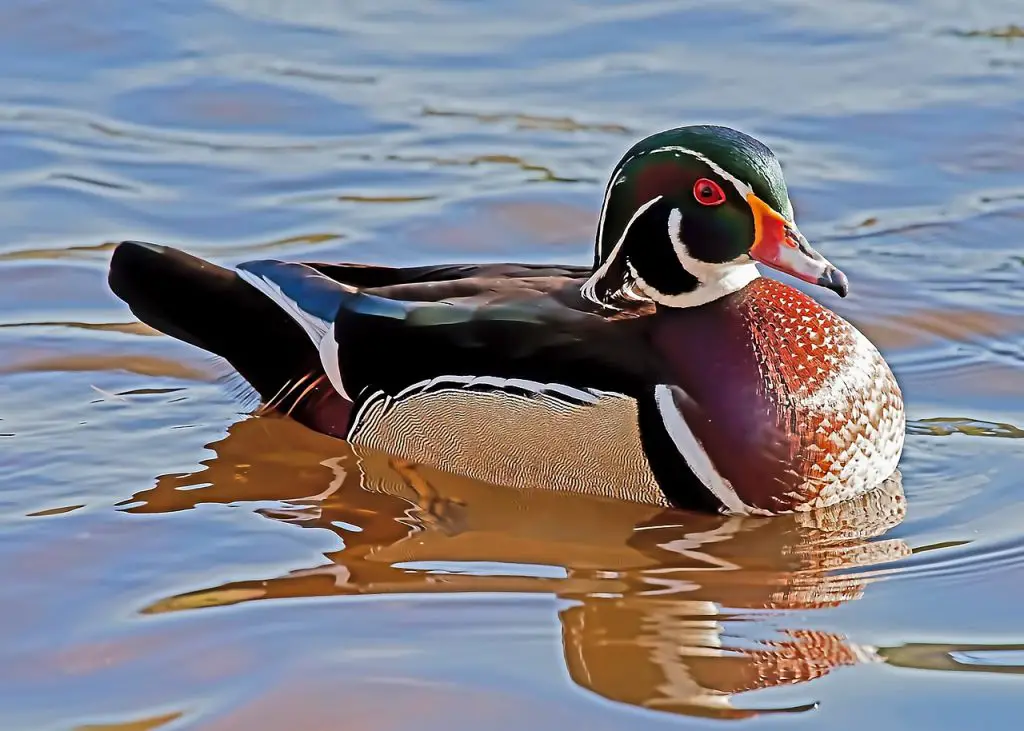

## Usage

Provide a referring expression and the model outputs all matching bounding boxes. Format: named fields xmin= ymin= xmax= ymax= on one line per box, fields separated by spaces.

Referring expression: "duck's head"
xmin=581 ymin=125 xmax=848 ymax=309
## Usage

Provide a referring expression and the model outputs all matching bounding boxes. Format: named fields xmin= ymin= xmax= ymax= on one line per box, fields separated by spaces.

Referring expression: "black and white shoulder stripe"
xmin=349 ymin=375 xmax=631 ymax=434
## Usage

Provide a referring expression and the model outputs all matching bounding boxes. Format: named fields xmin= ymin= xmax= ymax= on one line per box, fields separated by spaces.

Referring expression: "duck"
xmin=107 ymin=124 xmax=905 ymax=516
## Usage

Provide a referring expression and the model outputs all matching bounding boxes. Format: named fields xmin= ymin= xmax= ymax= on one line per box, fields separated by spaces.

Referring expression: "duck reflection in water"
xmin=123 ymin=416 xmax=910 ymax=720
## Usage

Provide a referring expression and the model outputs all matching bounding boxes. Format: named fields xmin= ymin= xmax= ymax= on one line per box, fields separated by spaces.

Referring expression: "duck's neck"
xmin=637 ymin=261 xmax=761 ymax=309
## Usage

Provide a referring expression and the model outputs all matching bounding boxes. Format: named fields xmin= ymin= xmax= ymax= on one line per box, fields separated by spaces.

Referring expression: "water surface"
xmin=2 ymin=1 xmax=1024 ymax=729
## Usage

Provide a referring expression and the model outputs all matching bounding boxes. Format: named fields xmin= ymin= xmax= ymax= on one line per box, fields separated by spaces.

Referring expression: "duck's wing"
xmin=107 ymin=242 xmax=630 ymax=406
xmin=235 ymin=258 xmax=655 ymax=404
xmin=306 ymin=261 xmax=592 ymax=291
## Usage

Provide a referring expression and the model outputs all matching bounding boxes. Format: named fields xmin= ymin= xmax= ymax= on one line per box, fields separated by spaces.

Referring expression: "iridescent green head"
xmin=581 ymin=125 xmax=848 ymax=308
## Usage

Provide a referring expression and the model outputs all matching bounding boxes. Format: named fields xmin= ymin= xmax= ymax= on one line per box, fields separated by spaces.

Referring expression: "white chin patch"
xmin=638 ymin=208 xmax=760 ymax=308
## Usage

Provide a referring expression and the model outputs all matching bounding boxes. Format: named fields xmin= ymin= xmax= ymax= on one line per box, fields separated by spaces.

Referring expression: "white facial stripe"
xmin=641 ymin=264 xmax=760 ymax=308
xmin=594 ymin=145 xmax=755 ymax=257
xmin=594 ymin=170 xmax=623 ymax=262
xmin=592 ymin=144 xmax=760 ymax=282
xmin=622 ymin=262 xmax=648 ymax=301
xmin=641 ymin=207 xmax=761 ymax=307
xmin=581 ymin=195 xmax=663 ymax=306
xmin=624 ymin=209 xmax=760 ymax=308
xmin=648 ymin=145 xmax=755 ymax=200
xmin=585 ymin=195 xmax=761 ymax=309
xmin=588 ymin=143 xmax=768 ymax=308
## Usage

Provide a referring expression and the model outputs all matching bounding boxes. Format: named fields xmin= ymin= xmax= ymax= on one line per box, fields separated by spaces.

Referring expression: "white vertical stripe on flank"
xmin=653 ymin=384 xmax=766 ymax=515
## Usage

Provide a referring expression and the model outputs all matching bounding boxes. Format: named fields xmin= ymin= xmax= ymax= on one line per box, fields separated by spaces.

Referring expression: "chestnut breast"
xmin=649 ymin=278 xmax=905 ymax=513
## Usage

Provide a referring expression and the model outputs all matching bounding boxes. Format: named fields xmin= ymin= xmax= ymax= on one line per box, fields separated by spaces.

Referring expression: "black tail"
xmin=107 ymin=241 xmax=320 ymax=404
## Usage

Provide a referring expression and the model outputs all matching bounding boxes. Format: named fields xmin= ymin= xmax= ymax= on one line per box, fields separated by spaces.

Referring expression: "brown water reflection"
xmin=124 ymin=417 xmax=909 ymax=719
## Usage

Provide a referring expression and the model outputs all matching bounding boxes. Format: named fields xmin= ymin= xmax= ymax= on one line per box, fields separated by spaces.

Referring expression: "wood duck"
xmin=108 ymin=124 xmax=905 ymax=515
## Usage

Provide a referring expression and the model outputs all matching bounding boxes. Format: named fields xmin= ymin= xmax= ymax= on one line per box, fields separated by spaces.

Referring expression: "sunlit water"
xmin=2 ymin=1 xmax=1024 ymax=729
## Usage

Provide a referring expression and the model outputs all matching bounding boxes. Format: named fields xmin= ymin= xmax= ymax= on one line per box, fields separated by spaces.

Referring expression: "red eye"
xmin=693 ymin=178 xmax=726 ymax=206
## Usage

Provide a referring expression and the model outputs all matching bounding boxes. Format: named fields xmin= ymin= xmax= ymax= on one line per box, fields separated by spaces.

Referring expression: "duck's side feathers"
xmin=107 ymin=241 xmax=318 ymax=404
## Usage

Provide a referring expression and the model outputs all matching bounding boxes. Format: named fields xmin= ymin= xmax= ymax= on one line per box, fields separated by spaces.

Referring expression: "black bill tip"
xmin=818 ymin=266 xmax=849 ymax=298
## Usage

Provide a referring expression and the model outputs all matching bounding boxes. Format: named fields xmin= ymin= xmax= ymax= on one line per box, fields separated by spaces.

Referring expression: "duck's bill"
xmin=746 ymin=194 xmax=849 ymax=297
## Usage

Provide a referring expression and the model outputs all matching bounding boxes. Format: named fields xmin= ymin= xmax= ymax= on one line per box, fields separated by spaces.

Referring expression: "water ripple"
xmin=909 ymin=417 xmax=1024 ymax=439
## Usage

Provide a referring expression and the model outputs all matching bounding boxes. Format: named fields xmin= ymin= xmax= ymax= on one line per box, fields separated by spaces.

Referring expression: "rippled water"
xmin=2 ymin=1 xmax=1024 ymax=729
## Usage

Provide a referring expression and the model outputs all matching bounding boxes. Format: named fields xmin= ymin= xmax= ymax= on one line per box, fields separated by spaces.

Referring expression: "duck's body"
xmin=108 ymin=125 xmax=905 ymax=515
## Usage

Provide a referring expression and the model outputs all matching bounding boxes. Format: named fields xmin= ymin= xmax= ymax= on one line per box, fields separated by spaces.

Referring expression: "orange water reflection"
xmin=124 ymin=416 xmax=909 ymax=719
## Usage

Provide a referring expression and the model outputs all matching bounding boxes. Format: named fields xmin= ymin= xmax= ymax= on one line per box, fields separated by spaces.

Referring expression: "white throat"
xmin=634 ymin=259 xmax=760 ymax=309
xmin=633 ymin=208 xmax=760 ymax=308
